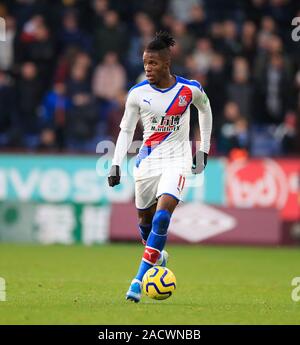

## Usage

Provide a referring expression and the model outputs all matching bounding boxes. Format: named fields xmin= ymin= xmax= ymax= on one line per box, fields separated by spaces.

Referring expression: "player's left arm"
xmin=191 ymin=85 xmax=213 ymax=174
xmin=108 ymin=90 xmax=140 ymax=187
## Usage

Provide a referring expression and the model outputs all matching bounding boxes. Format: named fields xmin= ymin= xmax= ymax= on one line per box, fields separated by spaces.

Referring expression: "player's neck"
xmin=155 ymin=74 xmax=176 ymax=89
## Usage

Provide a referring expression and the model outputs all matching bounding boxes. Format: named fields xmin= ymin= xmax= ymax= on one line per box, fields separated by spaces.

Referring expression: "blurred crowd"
xmin=0 ymin=0 xmax=300 ymax=156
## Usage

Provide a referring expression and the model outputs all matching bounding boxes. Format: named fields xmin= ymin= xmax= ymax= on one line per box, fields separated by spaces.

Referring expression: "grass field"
xmin=0 ymin=243 xmax=300 ymax=325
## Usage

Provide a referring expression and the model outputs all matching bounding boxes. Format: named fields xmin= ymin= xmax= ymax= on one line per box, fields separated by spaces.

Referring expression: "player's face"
xmin=143 ymin=51 xmax=169 ymax=85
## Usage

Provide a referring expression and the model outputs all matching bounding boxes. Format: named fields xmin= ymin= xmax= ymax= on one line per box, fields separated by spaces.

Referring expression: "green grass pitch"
xmin=0 ymin=243 xmax=300 ymax=325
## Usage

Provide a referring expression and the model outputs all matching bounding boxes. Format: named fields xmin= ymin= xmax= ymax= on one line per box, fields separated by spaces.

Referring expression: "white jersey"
xmin=114 ymin=75 xmax=212 ymax=179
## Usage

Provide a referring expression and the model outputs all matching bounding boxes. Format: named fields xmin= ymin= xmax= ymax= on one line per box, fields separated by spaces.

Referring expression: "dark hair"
xmin=146 ymin=31 xmax=176 ymax=51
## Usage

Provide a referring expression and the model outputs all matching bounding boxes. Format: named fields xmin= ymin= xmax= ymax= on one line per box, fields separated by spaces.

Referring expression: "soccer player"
xmin=108 ymin=31 xmax=212 ymax=302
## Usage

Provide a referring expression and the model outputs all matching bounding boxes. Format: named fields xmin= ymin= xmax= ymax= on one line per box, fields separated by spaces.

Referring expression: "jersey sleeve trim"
xmin=176 ymin=76 xmax=204 ymax=92
xmin=129 ymin=80 xmax=149 ymax=93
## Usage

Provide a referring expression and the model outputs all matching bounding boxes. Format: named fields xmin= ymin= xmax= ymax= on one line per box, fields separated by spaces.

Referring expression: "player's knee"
xmin=152 ymin=210 xmax=171 ymax=235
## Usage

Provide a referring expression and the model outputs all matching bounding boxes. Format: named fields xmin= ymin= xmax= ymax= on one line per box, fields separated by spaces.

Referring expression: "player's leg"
xmin=126 ymin=194 xmax=178 ymax=302
xmin=138 ymin=194 xmax=177 ymax=271
xmin=126 ymin=176 xmax=159 ymax=302
xmin=156 ymin=193 xmax=179 ymax=213
xmin=142 ymin=171 xmax=184 ymax=268
xmin=138 ymin=204 xmax=169 ymax=267
xmin=126 ymin=172 xmax=183 ymax=302
xmin=137 ymin=203 xmax=157 ymax=245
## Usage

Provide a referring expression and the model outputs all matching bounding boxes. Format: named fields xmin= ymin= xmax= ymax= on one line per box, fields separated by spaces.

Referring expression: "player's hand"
xmin=108 ymin=165 xmax=121 ymax=187
xmin=191 ymin=151 xmax=208 ymax=174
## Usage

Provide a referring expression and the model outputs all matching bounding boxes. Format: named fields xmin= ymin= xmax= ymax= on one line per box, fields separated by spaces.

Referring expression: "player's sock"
xmin=146 ymin=210 xmax=170 ymax=251
xmin=139 ymin=224 xmax=151 ymax=245
xmin=135 ymin=210 xmax=171 ymax=282
xmin=139 ymin=224 xmax=166 ymax=265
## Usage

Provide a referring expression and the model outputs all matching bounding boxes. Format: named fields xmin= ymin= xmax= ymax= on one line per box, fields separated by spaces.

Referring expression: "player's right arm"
xmin=108 ymin=90 xmax=140 ymax=187
xmin=191 ymin=84 xmax=213 ymax=174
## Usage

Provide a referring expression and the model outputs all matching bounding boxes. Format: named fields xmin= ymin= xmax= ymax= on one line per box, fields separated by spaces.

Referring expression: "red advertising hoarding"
xmin=110 ymin=202 xmax=286 ymax=246
xmin=226 ymin=159 xmax=300 ymax=221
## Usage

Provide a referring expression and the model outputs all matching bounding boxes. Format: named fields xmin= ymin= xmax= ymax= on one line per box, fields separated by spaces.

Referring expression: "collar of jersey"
xmin=149 ymin=75 xmax=178 ymax=93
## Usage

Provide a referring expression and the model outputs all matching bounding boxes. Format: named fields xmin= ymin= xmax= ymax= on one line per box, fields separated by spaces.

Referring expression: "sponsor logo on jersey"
xmin=143 ymin=98 xmax=152 ymax=105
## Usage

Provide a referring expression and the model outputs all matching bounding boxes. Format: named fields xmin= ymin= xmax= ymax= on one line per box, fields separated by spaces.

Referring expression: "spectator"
xmin=193 ymin=37 xmax=213 ymax=74
xmin=217 ymin=101 xmax=249 ymax=155
xmin=255 ymin=52 xmax=291 ymax=124
xmin=18 ymin=15 xmax=45 ymax=44
xmin=0 ymin=71 xmax=16 ymax=146
xmin=127 ymin=12 xmax=156 ymax=82
xmin=168 ymin=0 xmax=202 ymax=24
xmin=53 ymin=46 xmax=79 ymax=84
xmin=17 ymin=17 xmax=55 ymax=90
xmin=185 ymin=54 xmax=200 ymax=80
xmin=245 ymin=0 xmax=269 ymax=25
xmin=209 ymin=21 xmax=225 ymax=51
xmin=170 ymin=20 xmax=195 ymax=57
xmin=259 ymin=16 xmax=277 ymax=38
xmin=66 ymin=63 xmax=99 ymax=150
xmin=268 ymin=0 xmax=296 ymax=36
xmin=92 ymin=51 xmax=127 ymax=133
xmin=59 ymin=9 xmax=91 ymax=53
xmin=66 ymin=56 xmax=91 ymax=98
xmin=93 ymin=10 xmax=128 ymax=62
xmin=38 ymin=128 xmax=58 ymax=152
xmin=254 ymin=18 xmax=278 ymax=77
xmin=134 ymin=0 xmax=169 ymax=25
xmin=41 ymin=82 xmax=71 ymax=149
xmin=240 ymin=21 xmax=257 ymax=65
xmin=222 ymin=20 xmax=242 ymax=58
xmin=168 ymin=21 xmax=195 ymax=75
xmin=227 ymin=57 xmax=254 ymax=119
xmin=274 ymin=111 xmax=298 ymax=155
xmin=187 ymin=4 xmax=208 ymax=38
xmin=16 ymin=62 xmax=42 ymax=136
xmin=206 ymin=52 xmax=228 ymax=125
xmin=90 ymin=0 xmax=109 ymax=30
xmin=73 ymin=51 xmax=93 ymax=79
xmin=92 ymin=51 xmax=126 ymax=105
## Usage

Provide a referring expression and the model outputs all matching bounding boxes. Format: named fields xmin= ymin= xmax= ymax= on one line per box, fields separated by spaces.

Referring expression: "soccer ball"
xmin=142 ymin=266 xmax=176 ymax=300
